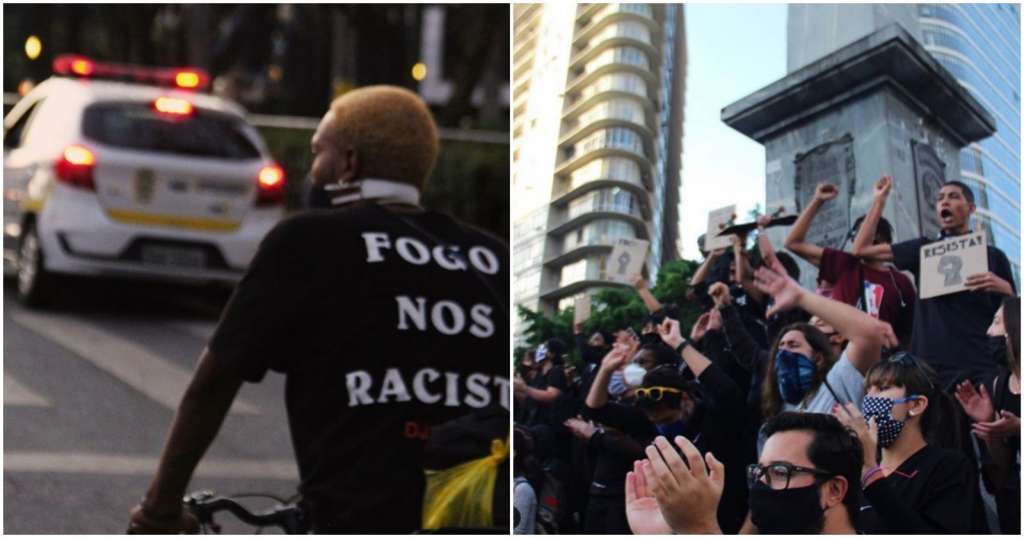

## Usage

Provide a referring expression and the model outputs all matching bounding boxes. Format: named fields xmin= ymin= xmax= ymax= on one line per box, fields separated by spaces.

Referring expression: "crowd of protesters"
xmin=513 ymin=177 xmax=1020 ymax=534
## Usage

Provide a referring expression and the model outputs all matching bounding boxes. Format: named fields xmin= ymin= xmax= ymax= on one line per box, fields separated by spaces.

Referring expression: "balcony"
xmin=564 ymin=53 xmax=657 ymax=97
xmin=558 ymin=101 xmax=654 ymax=148
xmin=569 ymin=22 xmax=658 ymax=71
xmin=574 ymin=4 xmax=657 ymax=49
xmin=547 ymin=201 xmax=649 ymax=237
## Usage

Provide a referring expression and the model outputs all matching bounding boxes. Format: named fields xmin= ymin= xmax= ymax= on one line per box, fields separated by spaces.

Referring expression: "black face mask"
xmin=303 ymin=175 xmax=334 ymax=209
xmin=989 ymin=335 xmax=1009 ymax=365
xmin=581 ymin=345 xmax=607 ymax=365
xmin=748 ymin=480 xmax=825 ymax=534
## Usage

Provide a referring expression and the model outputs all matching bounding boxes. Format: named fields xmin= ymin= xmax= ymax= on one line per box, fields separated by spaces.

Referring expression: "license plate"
xmin=140 ymin=246 xmax=206 ymax=269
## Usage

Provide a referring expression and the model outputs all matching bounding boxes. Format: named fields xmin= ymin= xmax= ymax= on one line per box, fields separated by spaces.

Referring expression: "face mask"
xmin=304 ymin=176 xmax=421 ymax=210
xmin=655 ymin=419 xmax=687 ymax=440
xmin=304 ymin=174 xmax=334 ymax=209
xmin=989 ymin=336 xmax=1009 ymax=364
xmin=534 ymin=344 xmax=549 ymax=364
xmin=581 ymin=345 xmax=606 ymax=365
xmin=748 ymin=480 xmax=825 ymax=534
xmin=861 ymin=395 xmax=915 ymax=448
xmin=775 ymin=349 xmax=817 ymax=404
xmin=608 ymin=372 xmax=628 ymax=397
xmin=623 ymin=363 xmax=647 ymax=387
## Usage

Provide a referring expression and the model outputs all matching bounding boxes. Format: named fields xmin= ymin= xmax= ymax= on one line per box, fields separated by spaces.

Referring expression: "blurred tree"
xmin=517 ymin=259 xmax=704 ymax=357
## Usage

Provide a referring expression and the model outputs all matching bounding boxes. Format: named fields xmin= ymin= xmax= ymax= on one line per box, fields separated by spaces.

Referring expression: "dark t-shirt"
xmin=818 ymin=247 xmax=915 ymax=338
xmin=858 ymin=445 xmax=985 ymax=533
xmin=891 ymin=236 xmax=1015 ymax=390
xmin=209 ymin=204 xmax=509 ymax=533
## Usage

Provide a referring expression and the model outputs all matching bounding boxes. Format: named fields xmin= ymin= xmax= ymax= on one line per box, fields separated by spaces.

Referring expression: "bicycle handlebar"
xmin=184 ymin=491 xmax=308 ymax=534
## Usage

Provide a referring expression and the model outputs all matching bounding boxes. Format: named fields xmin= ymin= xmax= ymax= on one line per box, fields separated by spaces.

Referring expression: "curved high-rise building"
xmin=512 ymin=3 xmax=686 ymax=334
xmin=787 ymin=4 xmax=1020 ymax=283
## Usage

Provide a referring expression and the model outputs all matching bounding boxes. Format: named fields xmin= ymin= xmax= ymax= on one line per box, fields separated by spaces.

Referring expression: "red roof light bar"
xmin=52 ymin=54 xmax=210 ymax=91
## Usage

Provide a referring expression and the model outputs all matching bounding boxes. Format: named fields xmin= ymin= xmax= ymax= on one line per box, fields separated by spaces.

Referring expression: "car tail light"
xmin=54 ymin=145 xmax=96 ymax=190
xmin=256 ymin=165 xmax=285 ymax=205
xmin=153 ymin=97 xmax=193 ymax=116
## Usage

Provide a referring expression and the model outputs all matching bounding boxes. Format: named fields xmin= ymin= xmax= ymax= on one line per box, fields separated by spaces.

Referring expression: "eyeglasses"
xmin=886 ymin=352 xmax=935 ymax=390
xmin=635 ymin=386 xmax=682 ymax=402
xmin=747 ymin=462 xmax=835 ymax=490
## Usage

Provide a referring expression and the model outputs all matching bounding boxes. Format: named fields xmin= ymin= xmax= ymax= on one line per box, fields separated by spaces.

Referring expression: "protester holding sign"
xmin=852 ymin=177 xmax=1015 ymax=390
xmin=786 ymin=179 xmax=916 ymax=344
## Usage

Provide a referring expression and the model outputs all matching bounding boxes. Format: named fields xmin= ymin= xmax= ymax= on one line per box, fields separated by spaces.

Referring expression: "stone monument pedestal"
xmin=722 ymin=24 xmax=995 ymax=289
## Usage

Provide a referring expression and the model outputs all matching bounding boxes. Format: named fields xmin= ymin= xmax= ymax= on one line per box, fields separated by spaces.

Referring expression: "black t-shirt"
xmin=524 ymin=364 xmax=568 ymax=427
xmin=858 ymin=445 xmax=984 ymax=533
xmin=891 ymin=236 xmax=1016 ymax=389
xmin=209 ymin=204 xmax=509 ymax=533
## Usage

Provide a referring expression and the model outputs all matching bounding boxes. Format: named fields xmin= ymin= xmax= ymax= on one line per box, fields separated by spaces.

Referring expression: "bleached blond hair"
xmin=322 ymin=85 xmax=439 ymax=189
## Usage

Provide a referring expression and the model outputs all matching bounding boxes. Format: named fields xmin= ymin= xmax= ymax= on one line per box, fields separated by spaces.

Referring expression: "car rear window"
xmin=82 ymin=101 xmax=261 ymax=159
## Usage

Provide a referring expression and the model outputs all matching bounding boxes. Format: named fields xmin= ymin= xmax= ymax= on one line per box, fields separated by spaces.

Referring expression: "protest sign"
xmin=919 ymin=232 xmax=988 ymax=299
xmin=606 ymin=238 xmax=649 ymax=284
xmin=705 ymin=205 xmax=737 ymax=251
xmin=574 ymin=295 xmax=591 ymax=325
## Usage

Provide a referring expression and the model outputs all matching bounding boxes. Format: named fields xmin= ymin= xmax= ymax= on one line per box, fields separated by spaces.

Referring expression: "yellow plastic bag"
xmin=422 ymin=437 xmax=509 ymax=530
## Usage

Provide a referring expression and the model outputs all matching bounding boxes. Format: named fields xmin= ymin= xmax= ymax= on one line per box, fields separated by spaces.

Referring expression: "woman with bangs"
xmin=835 ymin=353 xmax=985 ymax=533
xmin=751 ymin=258 xmax=894 ymax=454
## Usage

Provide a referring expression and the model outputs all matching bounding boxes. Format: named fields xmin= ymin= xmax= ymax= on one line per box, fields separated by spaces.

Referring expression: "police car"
xmin=3 ymin=55 xmax=285 ymax=306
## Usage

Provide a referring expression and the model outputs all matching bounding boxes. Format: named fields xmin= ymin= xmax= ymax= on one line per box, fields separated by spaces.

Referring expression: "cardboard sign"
xmin=574 ymin=295 xmax=591 ymax=325
xmin=705 ymin=205 xmax=737 ymax=251
xmin=606 ymin=238 xmax=649 ymax=284
xmin=919 ymin=232 xmax=988 ymax=299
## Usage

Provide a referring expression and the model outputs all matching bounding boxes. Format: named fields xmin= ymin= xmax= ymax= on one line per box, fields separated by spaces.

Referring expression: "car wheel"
xmin=16 ymin=224 xmax=55 ymax=307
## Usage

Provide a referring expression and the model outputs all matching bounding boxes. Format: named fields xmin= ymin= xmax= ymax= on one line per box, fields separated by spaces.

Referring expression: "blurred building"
xmin=788 ymin=4 xmax=1021 ymax=283
xmin=512 ymin=3 xmax=687 ymax=335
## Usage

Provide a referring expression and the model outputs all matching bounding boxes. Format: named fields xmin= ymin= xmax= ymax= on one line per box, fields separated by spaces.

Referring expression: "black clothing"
xmin=524 ymin=366 xmax=568 ymax=428
xmin=858 ymin=445 xmax=985 ymax=533
xmin=891 ymin=236 xmax=1016 ymax=390
xmin=990 ymin=369 xmax=1021 ymax=534
xmin=581 ymin=361 xmax=755 ymax=534
xmin=582 ymin=492 xmax=631 ymax=534
xmin=209 ymin=205 xmax=508 ymax=533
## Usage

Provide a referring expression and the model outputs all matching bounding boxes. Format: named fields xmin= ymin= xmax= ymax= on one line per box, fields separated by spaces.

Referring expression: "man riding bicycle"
xmin=128 ymin=86 xmax=509 ymax=533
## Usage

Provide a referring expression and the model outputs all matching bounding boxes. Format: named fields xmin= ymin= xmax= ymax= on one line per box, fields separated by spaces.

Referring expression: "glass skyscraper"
xmin=788 ymin=4 xmax=1020 ymax=283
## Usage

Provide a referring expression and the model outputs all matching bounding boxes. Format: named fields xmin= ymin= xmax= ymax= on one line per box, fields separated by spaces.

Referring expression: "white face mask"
xmin=623 ymin=363 xmax=647 ymax=387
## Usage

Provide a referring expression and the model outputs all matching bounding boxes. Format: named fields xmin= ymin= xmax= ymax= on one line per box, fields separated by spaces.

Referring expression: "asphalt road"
xmin=4 ymin=275 xmax=298 ymax=534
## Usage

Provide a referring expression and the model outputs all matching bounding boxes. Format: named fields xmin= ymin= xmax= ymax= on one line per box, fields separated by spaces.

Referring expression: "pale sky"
xmin=677 ymin=4 xmax=788 ymax=259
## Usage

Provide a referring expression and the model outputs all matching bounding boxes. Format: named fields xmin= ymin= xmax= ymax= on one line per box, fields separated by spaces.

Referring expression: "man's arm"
xmin=129 ymin=349 xmax=243 ymax=532
xmin=631 ymin=274 xmax=663 ymax=313
xmin=522 ymin=382 xmax=561 ymax=404
xmin=733 ymin=234 xmax=765 ymax=303
xmin=689 ymin=248 xmax=725 ymax=287
xmin=784 ymin=182 xmax=836 ymax=267
xmin=851 ymin=176 xmax=895 ymax=262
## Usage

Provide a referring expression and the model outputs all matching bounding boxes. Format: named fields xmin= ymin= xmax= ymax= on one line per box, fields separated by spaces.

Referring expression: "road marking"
xmin=165 ymin=320 xmax=218 ymax=342
xmin=4 ymin=375 xmax=51 ymax=407
xmin=10 ymin=311 xmax=258 ymax=415
xmin=4 ymin=451 xmax=297 ymax=480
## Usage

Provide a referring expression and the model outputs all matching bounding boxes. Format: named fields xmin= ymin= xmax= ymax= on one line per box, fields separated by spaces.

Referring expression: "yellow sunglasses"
xmin=635 ymin=386 xmax=683 ymax=401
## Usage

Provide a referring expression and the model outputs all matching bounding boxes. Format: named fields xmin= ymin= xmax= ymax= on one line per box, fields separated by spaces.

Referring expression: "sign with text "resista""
xmin=919 ymin=232 xmax=988 ymax=299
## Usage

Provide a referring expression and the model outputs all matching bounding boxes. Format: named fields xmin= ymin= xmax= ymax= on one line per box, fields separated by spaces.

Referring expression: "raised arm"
xmin=631 ymin=274 xmax=663 ymax=313
xmin=689 ymin=248 xmax=725 ymax=287
xmin=754 ymin=260 xmax=892 ymax=375
xmin=585 ymin=342 xmax=633 ymax=410
xmin=784 ymin=182 xmax=836 ymax=267
xmin=851 ymin=176 xmax=895 ymax=262
xmin=733 ymin=234 xmax=765 ymax=303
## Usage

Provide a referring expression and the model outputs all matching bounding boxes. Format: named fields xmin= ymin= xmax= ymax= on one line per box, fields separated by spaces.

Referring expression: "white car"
xmin=3 ymin=56 xmax=285 ymax=306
